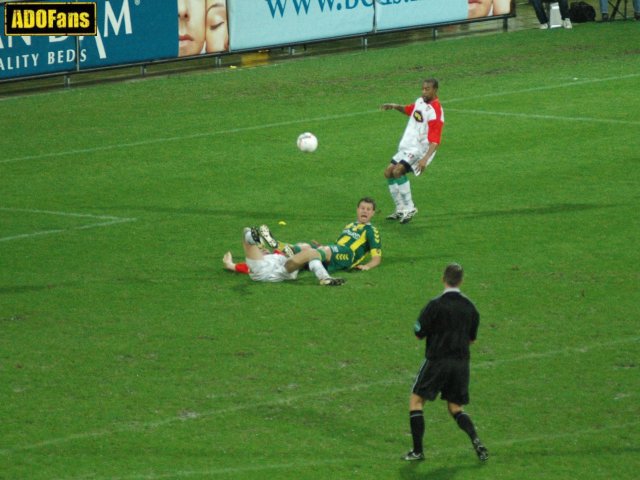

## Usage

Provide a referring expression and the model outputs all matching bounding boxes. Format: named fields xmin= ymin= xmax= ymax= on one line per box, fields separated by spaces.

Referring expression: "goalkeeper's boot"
xmin=280 ymin=243 xmax=295 ymax=258
xmin=472 ymin=438 xmax=489 ymax=462
xmin=258 ymin=224 xmax=278 ymax=249
xmin=244 ymin=227 xmax=262 ymax=245
xmin=400 ymin=208 xmax=418 ymax=224
xmin=319 ymin=277 xmax=346 ymax=286
xmin=402 ymin=451 xmax=425 ymax=461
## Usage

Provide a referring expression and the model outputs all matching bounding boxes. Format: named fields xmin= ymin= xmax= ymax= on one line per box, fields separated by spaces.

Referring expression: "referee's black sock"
xmin=453 ymin=411 xmax=478 ymax=442
xmin=409 ymin=410 xmax=425 ymax=453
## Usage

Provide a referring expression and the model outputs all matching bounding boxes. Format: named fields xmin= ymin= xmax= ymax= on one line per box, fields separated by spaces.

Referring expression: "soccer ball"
xmin=297 ymin=132 xmax=318 ymax=153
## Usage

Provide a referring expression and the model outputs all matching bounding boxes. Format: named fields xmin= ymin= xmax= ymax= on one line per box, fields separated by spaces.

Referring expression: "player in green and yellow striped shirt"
xmin=288 ymin=197 xmax=382 ymax=273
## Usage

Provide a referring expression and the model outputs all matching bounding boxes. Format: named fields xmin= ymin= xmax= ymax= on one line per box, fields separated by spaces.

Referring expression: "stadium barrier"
xmin=0 ymin=0 xmax=516 ymax=84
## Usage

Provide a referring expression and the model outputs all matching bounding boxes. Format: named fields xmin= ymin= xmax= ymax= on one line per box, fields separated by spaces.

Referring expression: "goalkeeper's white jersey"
xmin=246 ymin=254 xmax=298 ymax=282
xmin=397 ymin=97 xmax=444 ymax=156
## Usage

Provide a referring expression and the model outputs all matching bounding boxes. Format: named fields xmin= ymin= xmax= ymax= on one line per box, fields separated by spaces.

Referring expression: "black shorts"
xmin=411 ymin=358 xmax=470 ymax=405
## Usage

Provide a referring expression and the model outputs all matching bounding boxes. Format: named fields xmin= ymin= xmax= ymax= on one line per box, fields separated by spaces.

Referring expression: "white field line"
xmin=443 ymin=72 xmax=640 ymax=104
xmin=56 ymin=420 xmax=640 ymax=480
xmin=0 ymin=207 xmax=137 ymax=242
xmin=1 ymin=335 xmax=638 ymax=456
xmin=0 ymin=111 xmax=376 ymax=165
xmin=1 ymin=72 xmax=639 ymax=166
xmin=446 ymin=108 xmax=640 ymax=126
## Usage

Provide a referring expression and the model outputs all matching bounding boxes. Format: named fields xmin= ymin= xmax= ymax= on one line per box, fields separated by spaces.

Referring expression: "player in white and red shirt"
xmin=382 ymin=79 xmax=444 ymax=224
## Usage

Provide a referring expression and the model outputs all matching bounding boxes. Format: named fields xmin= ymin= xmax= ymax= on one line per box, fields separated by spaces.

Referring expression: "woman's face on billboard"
xmin=468 ymin=0 xmax=493 ymax=18
xmin=206 ymin=0 xmax=228 ymax=53
xmin=178 ymin=0 xmax=206 ymax=57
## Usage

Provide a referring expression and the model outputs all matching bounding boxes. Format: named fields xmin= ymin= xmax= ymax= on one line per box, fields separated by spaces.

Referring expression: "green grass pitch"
xmin=1 ymin=21 xmax=639 ymax=480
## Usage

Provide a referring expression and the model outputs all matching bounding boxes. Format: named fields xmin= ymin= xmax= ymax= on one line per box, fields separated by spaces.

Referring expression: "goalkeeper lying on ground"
xmin=222 ymin=197 xmax=382 ymax=284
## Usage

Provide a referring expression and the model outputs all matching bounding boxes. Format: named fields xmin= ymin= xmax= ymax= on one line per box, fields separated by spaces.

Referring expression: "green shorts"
xmin=324 ymin=244 xmax=354 ymax=273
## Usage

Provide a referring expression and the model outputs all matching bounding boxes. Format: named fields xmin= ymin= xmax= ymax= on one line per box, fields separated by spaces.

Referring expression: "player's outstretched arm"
xmin=381 ymin=103 xmax=404 ymax=112
xmin=355 ymin=255 xmax=381 ymax=271
xmin=223 ymin=251 xmax=250 ymax=274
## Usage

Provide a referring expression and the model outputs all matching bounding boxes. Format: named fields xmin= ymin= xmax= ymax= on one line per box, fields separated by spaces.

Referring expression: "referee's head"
xmin=443 ymin=263 xmax=464 ymax=288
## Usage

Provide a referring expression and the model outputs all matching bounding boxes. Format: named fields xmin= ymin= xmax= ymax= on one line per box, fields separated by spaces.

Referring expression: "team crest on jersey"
xmin=413 ymin=111 xmax=424 ymax=123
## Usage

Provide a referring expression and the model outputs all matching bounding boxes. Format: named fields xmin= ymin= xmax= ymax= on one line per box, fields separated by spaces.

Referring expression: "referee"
xmin=403 ymin=263 xmax=489 ymax=462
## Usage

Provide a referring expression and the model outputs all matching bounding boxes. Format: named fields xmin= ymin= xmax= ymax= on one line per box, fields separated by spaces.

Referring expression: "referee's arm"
xmin=414 ymin=303 xmax=434 ymax=339
xmin=469 ymin=308 xmax=480 ymax=344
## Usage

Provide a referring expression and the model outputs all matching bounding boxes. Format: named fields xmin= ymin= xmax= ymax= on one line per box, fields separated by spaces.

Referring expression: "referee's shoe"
xmin=402 ymin=450 xmax=425 ymax=461
xmin=472 ymin=438 xmax=489 ymax=461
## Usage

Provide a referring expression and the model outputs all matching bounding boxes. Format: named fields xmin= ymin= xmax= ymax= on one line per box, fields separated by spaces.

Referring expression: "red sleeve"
xmin=235 ymin=263 xmax=250 ymax=274
xmin=427 ymin=101 xmax=444 ymax=144
xmin=403 ymin=104 xmax=414 ymax=116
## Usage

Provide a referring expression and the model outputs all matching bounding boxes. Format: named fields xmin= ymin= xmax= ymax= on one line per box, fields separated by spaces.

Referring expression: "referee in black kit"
xmin=403 ymin=263 xmax=489 ymax=462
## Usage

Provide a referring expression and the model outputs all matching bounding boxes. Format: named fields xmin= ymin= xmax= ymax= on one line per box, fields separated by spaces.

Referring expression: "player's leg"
xmin=391 ymin=161 xmax=418 ymax=224
xmin=448 ymin=403 xmax=488 ymax=461
xmin=404 ymin=392 xmax=426 ymax=461
xmin=284 ymin=248 xmax=320 ymax=272
xmin=307 ymin=247 xmax=345 ymax=286
xmin=443 ymin=360 xmax=488 ymax=461
xmin=396 ymin=175 xmax=417 ymax=223
xmin=384 ymin=162 xmax=404 ymax=219
xmin=404 ymin=358 xmax=441 ymax=461
xmin=242 ymin=227 xmax=266 ymax=260
xmin=284 ymin=247 xmax=344 ymax=286
xmin=288 ymin=242 xmax=313 ymax=256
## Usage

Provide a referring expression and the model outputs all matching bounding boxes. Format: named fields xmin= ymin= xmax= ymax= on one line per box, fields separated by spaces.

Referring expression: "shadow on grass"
xmin=0 ymin=284 xmax=50 ymax=294
xmin=385 ymin=202 xmax=624 ymax=233
xmin=399 ymin=463 xmax=483 ymax=480
xmin=96 ymin=204 xmax=348 ymax=222
xmin=93 ymin=202 xmax=620 ymax=220
xmin=438 ymin=202 xmax=623 ymax=221
xmin=0 ymin=283 xmax=76 ymax=294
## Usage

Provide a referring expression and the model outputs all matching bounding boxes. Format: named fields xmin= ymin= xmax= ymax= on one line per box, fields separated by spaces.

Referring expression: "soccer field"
xmin=1 ymin=21 xmax=639 ymax=480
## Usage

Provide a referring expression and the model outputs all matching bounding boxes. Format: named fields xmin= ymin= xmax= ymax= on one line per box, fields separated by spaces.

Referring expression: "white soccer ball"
xmin=297 ymin=132 xmax=318 ymax=153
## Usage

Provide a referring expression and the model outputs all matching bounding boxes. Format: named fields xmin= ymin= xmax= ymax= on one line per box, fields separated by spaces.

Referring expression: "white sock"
xmin=244 ymin=229 xmax=257 ymax=245
xmin=308 ymin=259 xmax=330 ymax=281
xmin=388 ymin=183 xmax=404 ymax=212
xmin=398 ymin=181 xmax=415 ymax=211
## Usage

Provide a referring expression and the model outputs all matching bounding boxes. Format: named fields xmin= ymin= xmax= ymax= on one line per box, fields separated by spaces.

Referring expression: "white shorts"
xmin=246 ymin=254 xmax=298 ymax=283
xmin=392 ymin=150 xmax=436 ymax=177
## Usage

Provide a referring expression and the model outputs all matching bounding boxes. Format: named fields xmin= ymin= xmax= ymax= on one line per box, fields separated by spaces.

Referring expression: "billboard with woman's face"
xmin=177 ymin=0 xmax=229 ymax=57
xmin=1 ymin=0 xmax=511 ymax=81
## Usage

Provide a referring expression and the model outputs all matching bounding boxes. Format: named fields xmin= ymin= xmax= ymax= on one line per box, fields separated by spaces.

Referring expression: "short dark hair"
xmin=443 ymin=263 xmax=463 ymax=287
xmin=358 ymin=197 xmax=376 ymax=211
xmin=424 ymin=78 xmax=439 ymax=89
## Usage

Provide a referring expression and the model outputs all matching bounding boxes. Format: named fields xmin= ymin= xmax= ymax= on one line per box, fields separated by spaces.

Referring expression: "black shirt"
xmin=414 ymin=289 xmax=479 ymax=361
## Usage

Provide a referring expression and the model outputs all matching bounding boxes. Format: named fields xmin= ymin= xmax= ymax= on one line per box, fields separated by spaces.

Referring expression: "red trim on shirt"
xmin=427 ymin=98 xmax=443 ymax=145
xmin=235 ymin=263 xmax=250 ymax=274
